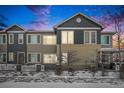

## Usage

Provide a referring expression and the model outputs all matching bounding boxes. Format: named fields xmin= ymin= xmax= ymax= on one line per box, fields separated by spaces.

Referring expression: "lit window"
xmin=84 ymin=31 xmax=97 ymax=44
xmin=43 ymin=35 xmax=56 ymax=45
xmin=61 ymin=31 xmax=74 ymax=44
xmin=101 ymin=35 xmax=110 ymax=45
xmin=27 ymin=34 xmax=40 ymax=44
xmin=9 ymin=52 xmax=14 ymax=61
xmin=43 ymin=54 xmax=57 ymax=64
xmin=0 ymin=53 xmax=6 ymax=63
xmin=0 ymin=34 xmax=6 ymax=44
xmin=28 ymin=53 xmax=40 ymax=63
xmin=9 ymin=34 xmax=14 ymax=44
xmin=18 ymin=34 xmax=23 ymax=44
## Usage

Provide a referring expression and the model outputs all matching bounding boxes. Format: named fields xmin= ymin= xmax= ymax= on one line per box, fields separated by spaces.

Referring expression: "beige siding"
xmin=27 ymin=32 xmax=57 ymax=63
xmin=57 ymin=44 xmax=101 ymax=65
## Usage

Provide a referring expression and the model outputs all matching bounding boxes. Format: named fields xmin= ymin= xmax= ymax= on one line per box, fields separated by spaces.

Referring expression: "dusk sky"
xmin=0 ymin=5 xmax=124 ymax=30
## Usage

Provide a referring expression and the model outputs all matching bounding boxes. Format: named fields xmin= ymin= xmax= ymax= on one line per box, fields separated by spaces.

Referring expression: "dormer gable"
xmin=54 ymin=13 xmax=104 ymax=30
xmin=5 ymin=24 xmax=25 ymax=32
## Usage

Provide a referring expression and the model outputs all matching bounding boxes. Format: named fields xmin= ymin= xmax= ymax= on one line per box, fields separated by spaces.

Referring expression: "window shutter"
xmin=28 ymin=54 xmax=31 ymax=62
xmin=37 ymin=54 xmax=40 ymax=62
xmin=3 ymin=35 xmax=6 ymax=43
xmin=37 ymin=35 xmax=40 ymax=43
xmin=28 ymin=35 xmax=31 ymax=43
xmin=3 ymin=54 xmax=6 ymax=62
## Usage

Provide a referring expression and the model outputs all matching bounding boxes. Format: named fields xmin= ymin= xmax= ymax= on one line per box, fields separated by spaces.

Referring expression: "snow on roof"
xmin=102 ymin=21 xmax=124 ymax=33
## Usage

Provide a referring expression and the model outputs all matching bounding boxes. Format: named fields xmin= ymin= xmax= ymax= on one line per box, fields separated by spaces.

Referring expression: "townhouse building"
xmin=0 ymin=13 xmax=118 ymax=71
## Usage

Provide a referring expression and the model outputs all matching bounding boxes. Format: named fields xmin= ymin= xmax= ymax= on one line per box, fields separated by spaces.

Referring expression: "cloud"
xmin=26 ymin=5 xmax=51 ymax=30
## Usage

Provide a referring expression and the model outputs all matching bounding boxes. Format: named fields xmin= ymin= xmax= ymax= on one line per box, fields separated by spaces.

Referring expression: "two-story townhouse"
xmin=0 ymin=13 xmax=117 ymax=71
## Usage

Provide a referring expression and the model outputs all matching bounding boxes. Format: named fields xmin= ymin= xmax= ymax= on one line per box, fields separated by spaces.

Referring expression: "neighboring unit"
xmin=0 ymin=13 xmax=119 ymax=71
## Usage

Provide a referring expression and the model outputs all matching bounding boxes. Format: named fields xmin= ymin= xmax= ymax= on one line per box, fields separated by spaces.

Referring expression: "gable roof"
xmin=54 ymin=12 xmax=104 ymax=28
xmin=4 ymin=24 xmax=25 ymax=31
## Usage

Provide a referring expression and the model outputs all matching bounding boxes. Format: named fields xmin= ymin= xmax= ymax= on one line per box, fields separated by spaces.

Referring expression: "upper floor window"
xmin=27 ymin=34 xmax=40 ymax=44
xmin=9 ymin=34 xmax=14 ymax=44
xmin=0 ymin=53 xmax=6 ymax=63
xmin=101 ymin=35 xmax=110 ymax=45
xmin=61 ymin=31 xmax=74 ymax=44
xmin=84 ymin=31 xmax=97 ymax=44
xmin=0 ymin=34 xmax=6 ymax=44
xmin=28 ymin=53 xmax=40 ymax=63
xmin=18 ymin=34 xmax=23 ymax=44
xmin=43 ymin=35 xmax=56 ymax=45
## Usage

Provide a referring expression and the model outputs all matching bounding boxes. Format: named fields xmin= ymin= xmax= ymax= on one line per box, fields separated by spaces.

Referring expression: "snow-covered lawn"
xmin=0 ymin=70 xmax=123 ymax=88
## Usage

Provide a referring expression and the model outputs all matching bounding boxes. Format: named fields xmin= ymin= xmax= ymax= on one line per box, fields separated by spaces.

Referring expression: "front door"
xmin=18 ymin=52 xmax=25 ymax=64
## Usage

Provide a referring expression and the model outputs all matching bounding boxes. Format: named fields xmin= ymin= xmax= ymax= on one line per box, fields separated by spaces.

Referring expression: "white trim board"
xmin=56 ymin=27 xmax=101 ymax=30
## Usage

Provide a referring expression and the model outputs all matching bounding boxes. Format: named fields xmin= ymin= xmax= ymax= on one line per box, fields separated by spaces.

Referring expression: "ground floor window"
xmin=43 ymin=54 xmax=57 ymax=64
xmin=101 ymin=35 xmax=110 ymax=45
xmin=62 ymin=53 xmax=68 ymax=63
xmin=28 ymin=53 xmax=40 ymax=63
xmin=0 ymin=53 xmax=6 ymax=63
xmin=9 ymin=52 xmax=14 ymax=61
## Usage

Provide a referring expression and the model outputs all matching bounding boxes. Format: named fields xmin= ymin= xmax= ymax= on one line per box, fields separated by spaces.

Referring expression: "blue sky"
xmin=0 ymin=5 xmax=124 ymax=30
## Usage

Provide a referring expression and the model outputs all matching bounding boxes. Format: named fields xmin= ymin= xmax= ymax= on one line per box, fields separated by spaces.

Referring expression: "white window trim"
xmin=0 ymin=34 xmax=7 ymax=44
xmin=27 ymin=34 xmax=41 ymax=44
xmin=18 ymin=34 xmax=24 ymax=44
xmin=8 ymin=52 xmax=14 ymax=61
xmin=17 ymin=52 xmax=25 ymax=64
xmin=43 ymin=53 xmax=57 ymax=64
xmin=43 ymin=35 xmax=56 ymax=45
xmin=9 ymin=34 xmax=14 ymax=44
xmin=27 ymin=52 xmax=41 ymax=63
xmin=61 ymin=31 xmax=74 ymax=44
xmin=84 ymin=31 xmax=97 ymax=44
xmin=101 ymin=35 xmax=111 ymax=45
xmin=0 ymin=52 xmax=7 ymax=63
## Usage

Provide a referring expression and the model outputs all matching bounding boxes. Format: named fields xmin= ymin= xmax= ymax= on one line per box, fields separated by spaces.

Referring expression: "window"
xmin=9 ymin=52 xmax=14 ymax=61
xmin=18 ymin=34 xmax=23 ymax=44
xmin=0 ymin=53 xmax=6 ymax=63
xmin=9 ymin=34 xmax=14 ymax=44
xmin=101 ymin=35 xmax=110 ymax=45
xmin=43 ymin=35 xmax=56 ymax=45
xmin=61 ymin=31 xmax=74 ymax=44
xmin=43 ymin=54 xmax=57 ymax=64
xmin=0 ymin=34 xmax=6 ymax=44
xmin=28 ymin=53 xmax=40 ymax=63
xmin=62 ymin=53 xmax=68 ymax=63
xmin=84 ymin=31 xmax=97 ymax=44
xmin=27 ymin=34 xmax=40 ymax=44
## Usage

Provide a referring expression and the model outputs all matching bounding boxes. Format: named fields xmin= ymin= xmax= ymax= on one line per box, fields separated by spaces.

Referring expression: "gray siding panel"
xmin=7 ymin=33 xmax=26 ymax=64
xmin=58 ymin=14 xmax=102 ymax=28
xmin=74 ymin=30 xmax=84 ymax=44
xmin=97 ymin=31 xmax=101 ymax=44
xmin=57 ymin=30 xmax=61 ymax=44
